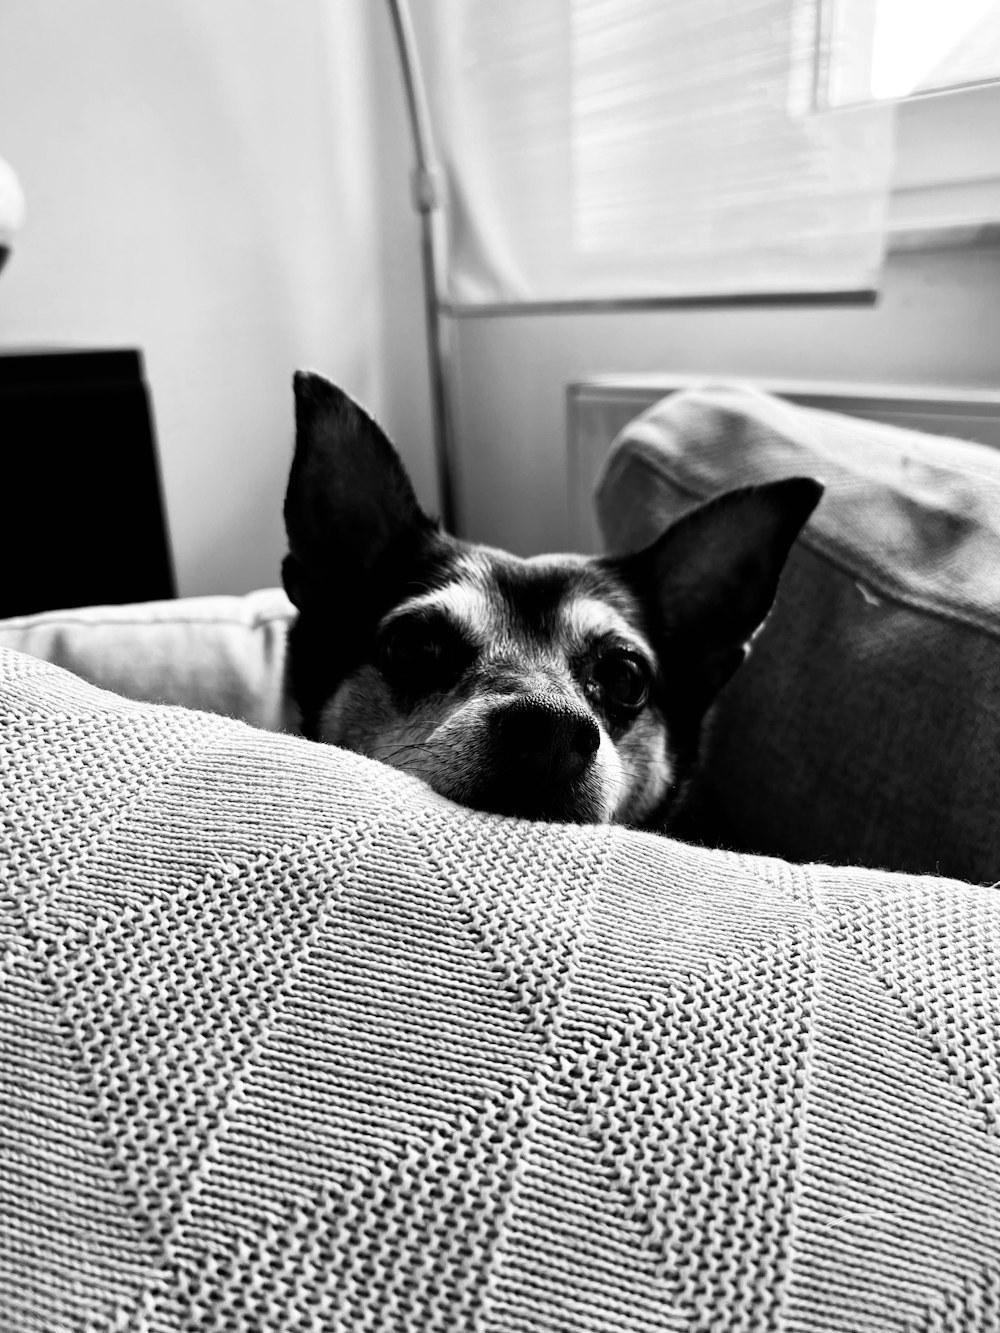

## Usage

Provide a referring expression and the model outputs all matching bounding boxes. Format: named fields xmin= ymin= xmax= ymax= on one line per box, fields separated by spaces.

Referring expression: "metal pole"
xmin=385 ymin=0 xmax=460 ymax=535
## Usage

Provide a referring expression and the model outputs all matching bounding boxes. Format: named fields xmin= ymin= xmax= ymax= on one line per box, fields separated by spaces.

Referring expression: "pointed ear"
xmin=282 ymin=371 xmax=434 ymax=606
xmin=612 ymin=476 xmax=823 ymax=695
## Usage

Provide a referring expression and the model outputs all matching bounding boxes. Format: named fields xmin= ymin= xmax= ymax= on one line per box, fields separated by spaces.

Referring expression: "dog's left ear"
xmin=282 ymin=370 xmax=435 ymax=607
xmin=612 ymin=476 xmax=823 ymax=703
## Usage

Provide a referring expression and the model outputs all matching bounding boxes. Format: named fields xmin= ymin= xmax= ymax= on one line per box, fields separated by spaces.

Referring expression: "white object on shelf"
xmin=0 ymin=157 xmax=26 ymax=251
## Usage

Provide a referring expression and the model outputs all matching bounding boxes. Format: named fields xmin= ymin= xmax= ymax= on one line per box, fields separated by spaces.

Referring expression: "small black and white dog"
xmin=282 ymin=371 xmax=821 ymax=829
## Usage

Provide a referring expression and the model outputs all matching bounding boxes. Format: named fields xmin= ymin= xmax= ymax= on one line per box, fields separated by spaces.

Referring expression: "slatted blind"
xmin=420 ymin=0 xmax=896 ymax=308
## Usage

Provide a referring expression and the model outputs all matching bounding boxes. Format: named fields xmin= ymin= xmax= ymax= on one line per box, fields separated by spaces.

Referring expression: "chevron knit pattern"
xmin=1 ymin=646 xmax=999 ymax=1333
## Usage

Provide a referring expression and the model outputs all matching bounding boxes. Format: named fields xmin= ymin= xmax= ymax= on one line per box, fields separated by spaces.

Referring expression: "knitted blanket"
xmin=1 ymin=647 xmax=998 ymax=1332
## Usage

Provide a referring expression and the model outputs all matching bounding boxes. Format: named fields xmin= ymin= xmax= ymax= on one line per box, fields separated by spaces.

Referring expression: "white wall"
xmin=0 ymin=0 xmax=386 ymax=597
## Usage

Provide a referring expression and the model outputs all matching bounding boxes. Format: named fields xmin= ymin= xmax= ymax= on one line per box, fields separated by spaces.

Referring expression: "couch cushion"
xmin=596 ymin=384 xmax=1000 ymax=883
xmin=0 ymin=586 xmax=296 ymax=731
xmin=1 ymin=645 xmax=999 ymax=1329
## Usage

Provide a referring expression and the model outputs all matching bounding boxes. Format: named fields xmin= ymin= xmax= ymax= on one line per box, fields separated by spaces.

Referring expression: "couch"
xmin=1 ymin=386 xmax=998 ymax=1331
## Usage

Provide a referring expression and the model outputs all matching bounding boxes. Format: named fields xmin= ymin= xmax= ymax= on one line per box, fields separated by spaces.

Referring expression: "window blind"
xmin=419 ymin=0 xmax=896 ymax=309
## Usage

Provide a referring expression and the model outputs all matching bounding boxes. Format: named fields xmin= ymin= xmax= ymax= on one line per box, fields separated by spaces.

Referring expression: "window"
xmin=810 ymin=0 xmax=1000 ymax=240
xmin=821 ymin=0 xmax=1000 ymax=105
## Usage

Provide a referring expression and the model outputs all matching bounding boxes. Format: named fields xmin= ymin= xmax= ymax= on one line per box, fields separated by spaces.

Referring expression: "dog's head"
xmin=282 ymin=371 xmax=821 ymax=827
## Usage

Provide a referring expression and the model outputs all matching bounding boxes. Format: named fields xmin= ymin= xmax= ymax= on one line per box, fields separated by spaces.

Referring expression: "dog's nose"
xmin=490 ymin=696 xmax=600 ymax=783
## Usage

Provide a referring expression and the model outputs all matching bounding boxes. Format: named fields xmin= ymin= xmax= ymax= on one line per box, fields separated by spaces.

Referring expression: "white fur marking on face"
xmin=387 ymin=582 xmax=495 ymax=644
xmin=612 ymin=721 xmax=673 ymax=824
xmin=560 ymin=597 xmax=654 ymax=657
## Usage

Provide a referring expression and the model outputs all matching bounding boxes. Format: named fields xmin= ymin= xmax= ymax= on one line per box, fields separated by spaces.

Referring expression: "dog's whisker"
xmin=374 ymin=741 xmax=435 ymax=764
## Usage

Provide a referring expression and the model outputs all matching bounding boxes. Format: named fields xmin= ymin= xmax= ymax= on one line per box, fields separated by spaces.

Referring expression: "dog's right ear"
xmin=282 ymin=371 xmax=435 ymax=606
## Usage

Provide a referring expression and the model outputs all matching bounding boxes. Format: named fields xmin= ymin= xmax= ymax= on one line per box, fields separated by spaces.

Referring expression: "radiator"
xmin=567 ymin=375 xmax=1000 ymax=554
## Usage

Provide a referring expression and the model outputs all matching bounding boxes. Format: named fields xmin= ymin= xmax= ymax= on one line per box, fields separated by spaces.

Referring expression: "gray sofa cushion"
xmin=596 ymin=385 xmax=1000 ymax=883
xmin=1 ymin=646 xmax=998 ymax=1329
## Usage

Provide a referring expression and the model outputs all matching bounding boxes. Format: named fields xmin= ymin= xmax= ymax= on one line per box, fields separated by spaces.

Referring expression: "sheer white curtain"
xmin=420 ymin=0 xmax=896 ymax=308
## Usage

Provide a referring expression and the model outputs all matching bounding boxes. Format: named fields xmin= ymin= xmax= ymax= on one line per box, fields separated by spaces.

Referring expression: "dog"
xmin=282 ymin=370 xmax=821 ymax=829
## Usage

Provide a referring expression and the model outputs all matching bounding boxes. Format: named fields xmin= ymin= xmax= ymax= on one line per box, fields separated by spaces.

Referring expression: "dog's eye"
xmin=380 ymin=624 xmax=441 ymax=672
xmin=589 ymin=649 xmax=650 ymax=712
xmin=378 ymin=621 xmax=443 ymax=676
xmin=375 ymin=615 xmax=470 ymax=697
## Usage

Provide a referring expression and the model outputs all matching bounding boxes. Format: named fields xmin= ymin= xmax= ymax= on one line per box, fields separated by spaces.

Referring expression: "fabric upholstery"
xmin=0 ymin=586 xmax=296 ymax=733
xmin=2 ymin=646 xmax=999 ymax=1330
xmin=596 ymin=385 xmax=1000 ymax=884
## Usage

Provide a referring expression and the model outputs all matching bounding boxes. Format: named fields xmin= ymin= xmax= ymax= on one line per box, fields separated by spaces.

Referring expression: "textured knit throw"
xmin=1 ymin=647 xmax=999 ymax=1332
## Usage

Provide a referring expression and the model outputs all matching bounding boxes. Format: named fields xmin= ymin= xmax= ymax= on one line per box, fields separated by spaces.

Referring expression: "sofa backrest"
xmin=596 ymin=384 xmax=1000 ymax=884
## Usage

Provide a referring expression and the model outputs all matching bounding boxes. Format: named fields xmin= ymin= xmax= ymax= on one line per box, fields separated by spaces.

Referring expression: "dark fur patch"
xmin=287 ymin=529 xmax=467 ymax=738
